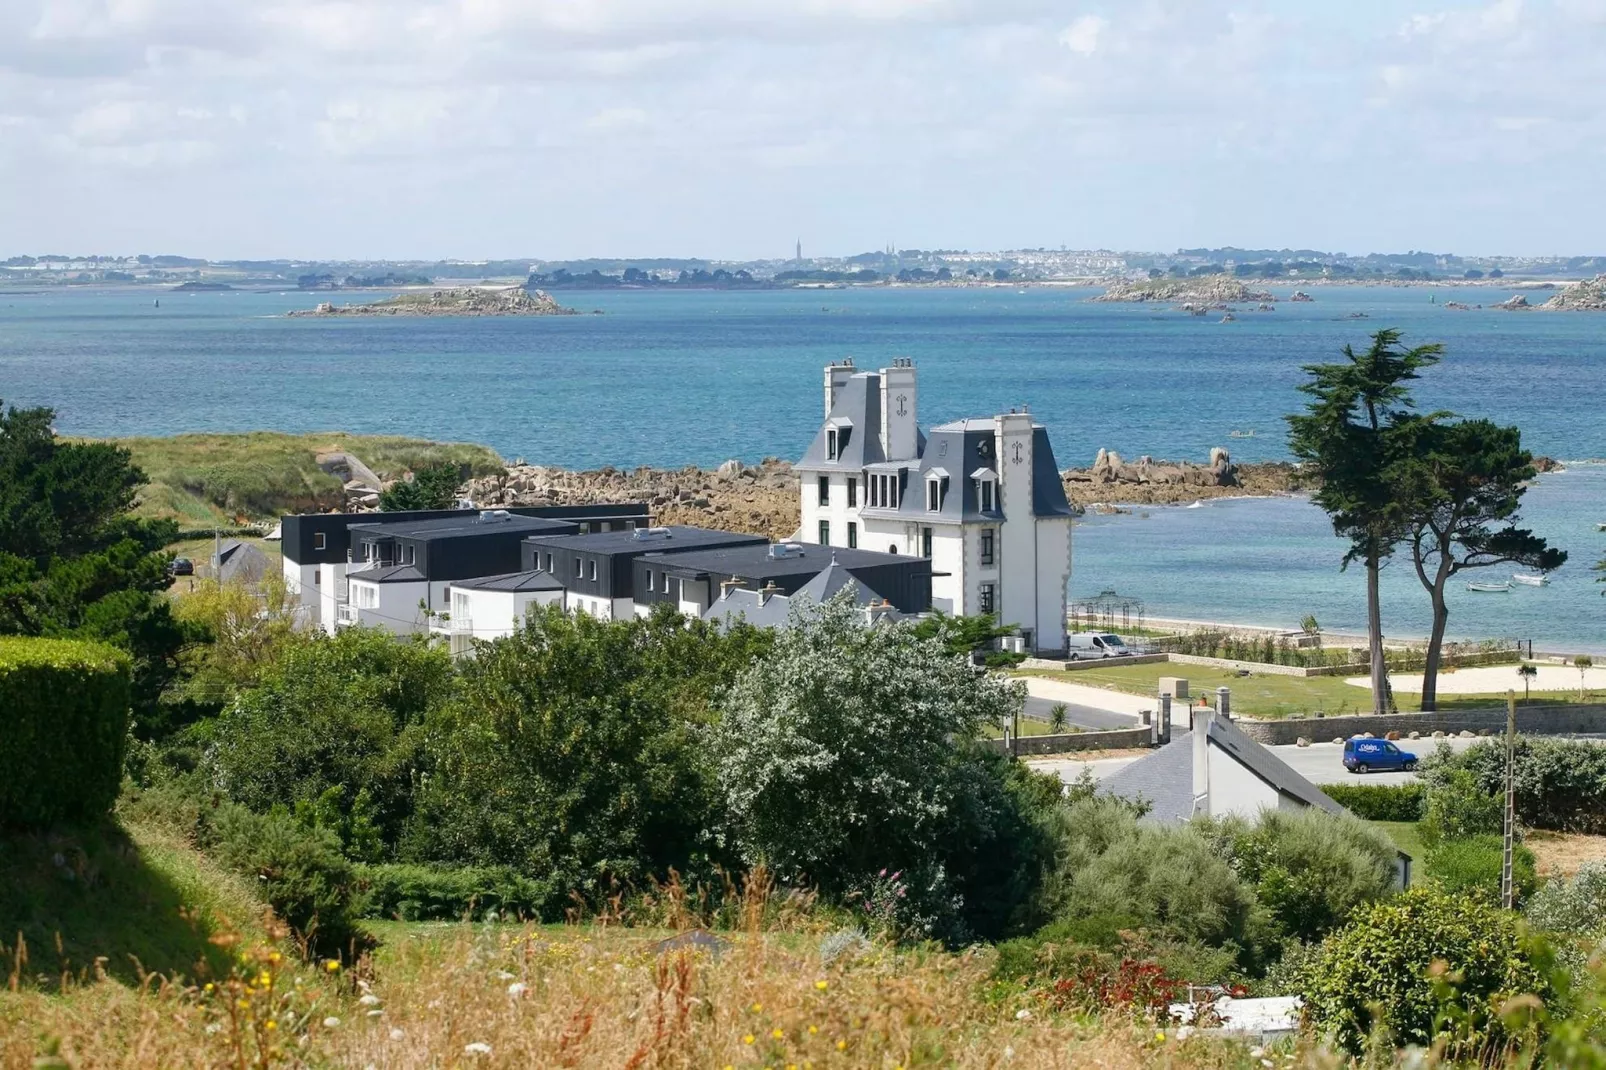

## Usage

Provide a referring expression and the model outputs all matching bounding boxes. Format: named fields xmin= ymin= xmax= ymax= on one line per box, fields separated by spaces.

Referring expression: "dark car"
xmin=1342 ymin=737 xmax=1417 ymax=774
xmin=169 ymin=557 xmax=194 ymax=576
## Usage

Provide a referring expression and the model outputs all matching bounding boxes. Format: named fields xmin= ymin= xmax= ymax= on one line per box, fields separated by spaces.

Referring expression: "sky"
xmin=2 ymin=0 xmax=1603 ymax=261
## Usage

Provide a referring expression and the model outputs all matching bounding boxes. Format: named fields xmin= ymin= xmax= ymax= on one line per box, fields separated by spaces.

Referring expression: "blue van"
xmin=1343 ymin=737 xmax=1418 ymax=774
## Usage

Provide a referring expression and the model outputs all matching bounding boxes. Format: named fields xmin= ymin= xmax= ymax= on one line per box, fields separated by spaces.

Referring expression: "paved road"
xmin=1030 ymin=735 xmax=1486 ymax=787
xmin=1022 ymin=695 xmax=1139 ymax=731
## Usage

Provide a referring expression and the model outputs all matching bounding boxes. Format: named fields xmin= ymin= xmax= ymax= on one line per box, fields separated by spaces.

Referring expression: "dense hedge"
xmin=1320 ymin=782 xmax=1426 ymax=822
xmin=1423 ymin=739 xmax=1606 ymax=834
xmin=360 ymin=863 xmax=551 ymax=921
xmin=0 ymin=637 xmax=131 ymax=828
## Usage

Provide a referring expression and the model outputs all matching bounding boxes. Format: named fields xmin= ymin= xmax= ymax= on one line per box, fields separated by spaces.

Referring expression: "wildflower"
xmin=808 ymin=1025 xmax=818 ymax=1035
xmin=744 ymin=1034 xmax=756 ymax=1045
xmin=264 ymin=1021 xmax=277 ymax=1031
xmin=1154 ymin=1030 xmax=1165 ymax=1042
xmin=258 ymin=972 xmax=272 ymax=986
xmin=323 ymin=1017 xmax=342 ymax=1028
xmin=203 ymin=983 xmax=214 ymax=993
xmin=814 ymin=980 xmax=828 ymax=991
xmin=324 ymin=960 xmax=341 ymax=973
xmin=464 ymin=1042 xmax=492 ymax=1056
xmin=751 ymin=1002 xmax=763 ymax=1012
xmin=836 ymin=1040 xmax=847 ymax=1051
xmin=1014 ymin=1009 xmax=1031 ymax=1020
xmin=237 ymin=999 xmax=250 ymax=1010
xmin=268 ymin=951 xmax=282 ymax=964
xmin=507 ymin=981 xmax=528 ymax=999
xmin=772 ymin=1028 xmax=784 ymax=1039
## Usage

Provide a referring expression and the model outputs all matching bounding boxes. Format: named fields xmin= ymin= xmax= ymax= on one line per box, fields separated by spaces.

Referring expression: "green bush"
xmin=1526 ymin=861 xmax=1606 ymax=937
xmin=1422 ymin=738 xmax=1606 ymax=834
xmin=1299 ymin=887 xmax=1552 ymax=1058
xmin=1320 ymin=782 xmax=1426 ymax=822
xmin=1424 ymin=834 xmax=1537 ymax=904
xmin=360 ymin=863 xmax=550 ymax=921
xmin=0 ymin=637 xmax=131 ymax=828
xmin=1419 ymin=769 xmax=1505 ymax=847
xmin=1206 ymin=809 xmax=1400 ymax=945
xmin=202 ymin=805 xmax=370 ymax=959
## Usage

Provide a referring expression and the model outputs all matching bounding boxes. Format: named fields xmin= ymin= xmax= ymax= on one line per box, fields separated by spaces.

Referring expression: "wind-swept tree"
xmin=1393 ymin=417 xmax=1564 ymax=710
xmin=1287 ymin=330 xmax=1443 ymax=715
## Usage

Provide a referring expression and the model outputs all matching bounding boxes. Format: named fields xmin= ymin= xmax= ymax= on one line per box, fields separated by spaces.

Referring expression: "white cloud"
xmin=1058 ymin=14 xmax=1106 ymax=55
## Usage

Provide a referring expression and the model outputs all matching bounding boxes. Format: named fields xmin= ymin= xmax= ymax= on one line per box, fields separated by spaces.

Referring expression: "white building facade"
xmin=795 ymin=358 xmax=1074 ymax=654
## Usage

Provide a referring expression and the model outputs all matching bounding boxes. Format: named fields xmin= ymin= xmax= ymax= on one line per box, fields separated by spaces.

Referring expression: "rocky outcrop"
xmin=288 ymin=287 xmax=579 ymax=317
xmin=1541 ymin=274 xmax=1606 ymax=310
xmin=1063 ymin=449 xmax=1305 ymax=506
xmin=461 ymin=458 xmax=801 ymax=540
xmin=1092 ymin=277 xmax=1275 ymax=304
xmin=1492 ymin=294 xmax=1532 ymax=310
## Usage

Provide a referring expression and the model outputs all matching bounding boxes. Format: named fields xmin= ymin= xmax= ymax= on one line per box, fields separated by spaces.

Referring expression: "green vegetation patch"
xmin=0 ymin=637 xmax=131 ymax=829
xmin=103 ymin=432 xmax=505 ymax=524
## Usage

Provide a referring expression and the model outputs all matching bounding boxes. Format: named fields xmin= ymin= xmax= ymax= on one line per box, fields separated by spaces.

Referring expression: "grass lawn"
xmin=1017 ymin=662 xmax=1582 ymax=720
xmin=1369 ymin=820 xmax=1428 ymax=863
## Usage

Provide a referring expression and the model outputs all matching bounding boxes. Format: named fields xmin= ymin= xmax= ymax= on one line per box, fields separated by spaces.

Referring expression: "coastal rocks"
xmin=1540 ymin=273 xmax=1606 ymax=310
xmin=1070 ymin=448 xmax=1237 ymax=490
xmin=288 ymin=287 xmax=579 ymax=317
xmin=1492 ymin=294 xmax=1532 ymax=310
xmin=461 ymin=457 xmax=800 ymax=540
xmin=1289 ymin=290 xmax=1314 ymax=302
xmin=1062 ymin=452 xmax=1303 ymax=508
xmin=1091 ymin=277 xmax=1275 ymax=305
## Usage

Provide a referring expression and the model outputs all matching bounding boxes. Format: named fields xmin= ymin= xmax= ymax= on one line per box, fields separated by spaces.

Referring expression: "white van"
xmin=1066 ymin=632 xmax=1131 ymax=660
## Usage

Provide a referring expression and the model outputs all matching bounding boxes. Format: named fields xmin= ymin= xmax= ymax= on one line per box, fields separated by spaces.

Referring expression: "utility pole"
xmin=1501 ymin=689 xmax=1517 ymax=909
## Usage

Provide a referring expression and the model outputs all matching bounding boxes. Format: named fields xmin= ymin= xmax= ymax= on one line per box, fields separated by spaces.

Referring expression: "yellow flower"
xmin=751 ymin=1002 xmax=763 ymax=1013
xmin=1154 ymin=1030 xmax=1166 ymax=1042
xmin=836 ymin=1040 xmax=846 ymax=1051
xmin=237 ymin=999 xmax=249 ymax=1009
xmin=771 ymin=1028 xmax=784 ymax=1040
xmin=807 ymin=1025 xmax=818 ymax=1035
xmin=268 ymin=952 xmax=282 ymax=964
xmin=265 ymin=1021 xmax=277 ymax=1031
xmin=258 ymin=972 xmax=272 ymax=986
xmin=324 ymin=959 xmax=341 ymax=972
xmin=813 ymin=980 xmax=828 ymax=991
xmin=744 ymin=1034 xmax=756 ymax=1045
xmin=203 ymin=983 xmax=214 ymax=993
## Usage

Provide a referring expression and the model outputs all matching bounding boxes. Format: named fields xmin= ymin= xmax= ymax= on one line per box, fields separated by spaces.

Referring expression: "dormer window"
xmin=972 ymin=467 xmax=999 ymax=514
xmin=981 ymin=481 xmax=994 ymax=512
xmin=824 ymin=418 xmax=852 ymax=462
xmin=925 ymin=468 xmax=949 ymax=512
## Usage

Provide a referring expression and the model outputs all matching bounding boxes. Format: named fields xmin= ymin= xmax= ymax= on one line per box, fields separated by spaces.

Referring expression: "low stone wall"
xmin=1232 ymin=704 xmax=1606 ymax=746
xmin=1027 ymin=650 xmax=1520 ymax=679
xmin=984 ymin=726 xmax=1154 ymax=756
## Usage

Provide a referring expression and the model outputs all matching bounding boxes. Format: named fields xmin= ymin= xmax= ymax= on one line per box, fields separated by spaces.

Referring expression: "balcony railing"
xmin=335 ymin=603 xmax=360 ymax=625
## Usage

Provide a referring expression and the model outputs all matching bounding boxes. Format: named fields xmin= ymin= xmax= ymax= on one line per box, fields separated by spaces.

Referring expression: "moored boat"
xmin=1467 ymin=580 xmax=1512 ymax=593
xmin=1512 ymin=573 xmax=1549 ymax=586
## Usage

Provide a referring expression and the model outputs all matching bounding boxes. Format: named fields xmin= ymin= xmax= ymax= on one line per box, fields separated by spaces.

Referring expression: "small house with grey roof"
xmin=796 ymin=358 xmax=1074 ymax=653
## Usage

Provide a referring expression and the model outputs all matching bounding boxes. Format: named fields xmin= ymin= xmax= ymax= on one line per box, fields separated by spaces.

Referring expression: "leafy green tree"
xmin=206 ymin=627 xmax=455 ymax=855
xmin=1577 ymin=655 xmax=1594 ymax=701
xmin=1518 ymin=662 xmax=1538 ymax=704
xmin=1393 ymin=418 xmax=1564 ymax=709
xmin=405 ymin=605 xmax=770 ymax=911
xmin=171 ymin=574 xmax=300 ymax=713
xmin=1205 ymin=809 xmax=1399 ymax=945
xmin=378 ymin=461 xmax=465 ymax=511
xmin=1287 ymin=330 xmax=1443 ymax=714
xmin=0 ymin=400 xmax=196 ymax=735
xmin=713 ymin=595 xmax=1044 ymax=943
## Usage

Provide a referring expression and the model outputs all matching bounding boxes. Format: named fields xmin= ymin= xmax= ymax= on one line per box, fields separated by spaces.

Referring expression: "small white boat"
xmin=1467 ymin=581 xmax=1512 ymax=593
xmin=1512 ymin=573 xmax=1549 ymax=586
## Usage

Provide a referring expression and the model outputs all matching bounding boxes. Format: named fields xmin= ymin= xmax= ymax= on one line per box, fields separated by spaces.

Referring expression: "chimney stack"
xmin=879 ymin=358 xmax=918 ymax=462
xmin=824 ymin=359 xmax=856 ymax=419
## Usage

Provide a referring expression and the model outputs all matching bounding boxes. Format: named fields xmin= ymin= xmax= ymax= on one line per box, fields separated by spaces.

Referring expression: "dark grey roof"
xmin=859 ymin=424 xmax=1007 ymax=524
xmin=1031 ymin=427 xmax=1075 ymax=518
xmin=1100 ymin=731 xmax=1199 ymax=826
xmin=1208 ymin=715 xmax=1345 ymax=817
xmin=797 ymin=372 xmax=886 ymax=470
xmin=450 ymin=569 xmax=565 ymax=592
xmin=525 ymin=526 xmax=767 ymax=555
xmin=652 ymin=542 xmax=928 ymax=582
xmin=348 ymin=513 xmax=574 ymax=541
xmin=702 ymin=564 xmax=881 ymax=631
xmin=216 ymin=541 xmax=270 ymax=584
xmin=1101 ymin=716 xmax=1344 ymax=826
xmin=347 ymin=564 xmax=427 ymax=584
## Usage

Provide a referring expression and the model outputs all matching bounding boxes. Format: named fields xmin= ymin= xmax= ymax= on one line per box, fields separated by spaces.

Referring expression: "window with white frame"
xmin=980 ymin=528 xmax=995 ymax=566
xmin=314 ymin=532 xmax=326 ymax=550
xmin=354 ymin=584 xmax=377 ymax=609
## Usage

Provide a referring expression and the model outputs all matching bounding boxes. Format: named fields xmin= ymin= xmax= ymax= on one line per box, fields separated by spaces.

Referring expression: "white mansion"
xmin=795 ymin=358 xmax=1074 ymax=655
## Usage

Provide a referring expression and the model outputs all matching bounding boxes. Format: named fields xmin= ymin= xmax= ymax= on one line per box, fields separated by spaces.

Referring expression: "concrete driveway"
xmin=1018 ymin=675 xmax=1149 ymax=719
xmin=1021 ymin=695 xmax=1139 ymax=731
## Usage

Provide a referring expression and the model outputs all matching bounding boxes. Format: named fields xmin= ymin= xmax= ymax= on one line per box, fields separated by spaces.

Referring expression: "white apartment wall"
xmin=1205 ymin=745 xmax=1281 ymax=819
xmin=859 ymin=516 xmax=905 ymax=557
xmin=927 ymin=526 xmax=964 ymax=613
xmin=283 ymin=559 xmax=321 ymax=626
xmin=1034 ymin=516 xmax=1072 ymax=653
xmin=800 ymin=473 xmax=867 ymax=548
xmin=448 ymin=587 xmax=563 ymax=640
xmin=347 ymin=579 xmax=430 ymax=635
xmin=564 ymin=594 xmax=630 ymax=620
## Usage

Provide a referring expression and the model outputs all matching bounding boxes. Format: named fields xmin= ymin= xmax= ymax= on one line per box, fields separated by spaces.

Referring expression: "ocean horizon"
xmin=4 ymin=283 xmax=1603 ymax=650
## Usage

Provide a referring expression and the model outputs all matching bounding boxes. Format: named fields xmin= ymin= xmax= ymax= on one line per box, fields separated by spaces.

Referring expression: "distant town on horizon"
xmin=5 ymin=246 xmax=1606 ymax=290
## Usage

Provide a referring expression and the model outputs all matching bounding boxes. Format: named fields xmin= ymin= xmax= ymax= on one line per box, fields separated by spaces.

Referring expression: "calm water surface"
xmin=2 ymin=284 xmax=1603 ymax=647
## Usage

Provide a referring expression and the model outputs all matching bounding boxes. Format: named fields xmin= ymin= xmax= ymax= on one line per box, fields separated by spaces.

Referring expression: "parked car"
xmin=169 ymin=557 xmax=194 ymax=577
xmin=1342 ymin=737 xmax=1417 ymax=774
xmin=1066 ymin=632 xmax=1131 ymax=660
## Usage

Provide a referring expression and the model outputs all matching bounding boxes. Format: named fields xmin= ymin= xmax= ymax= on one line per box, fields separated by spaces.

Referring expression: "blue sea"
xmin=2 ymin=284 xmax=1604 ymax=649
